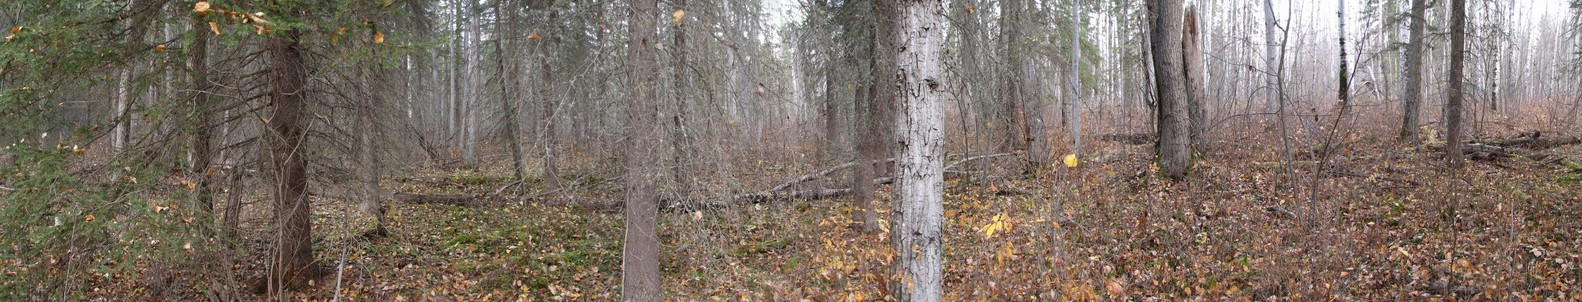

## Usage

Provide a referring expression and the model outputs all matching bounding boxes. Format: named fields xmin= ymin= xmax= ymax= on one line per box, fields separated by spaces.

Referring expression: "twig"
xmin=491 ymin=179 xmax=524 ymax=197
xmin=526 ymin=175 xmax=622 ymax=201
xmin=0 ymin=184 xmax=14 ymax=192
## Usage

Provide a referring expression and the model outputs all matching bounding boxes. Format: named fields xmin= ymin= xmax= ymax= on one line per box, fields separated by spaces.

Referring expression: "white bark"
xmin=893 ymin=0 xmax=946 ymax=300
xmin=1262 ymin=0 xmax=1279 ymax=112
xmin=1069 ymin=0 xmax=1083 ymax=156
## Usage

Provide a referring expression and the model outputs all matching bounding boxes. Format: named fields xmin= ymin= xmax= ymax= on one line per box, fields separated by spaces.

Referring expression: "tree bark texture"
xmin=1149 ymin=0 xmax=1192 ymax=180
xmin=1262 ymin=0 xmax=1280 ymax=112
xmin=621 ymin=0 xmax=663 ymax=300
xmin=1445 ymin=0 xmax=1467 ymax=167
xmin=1068 ymin=0 xmax=1084 ymax=156
xmin=265 ymin=31 xmax=318 ymax=294
xmin=539 ymin=6 xmax=563 ymax=190
xmin=1399 ymin=0 xmax=1427 ymax=141
xmin=1183 ymin=5 xmax=1207 ymax=151
xmin=497 ymin=0 xmax=527 ymax=181
xmin=893 ymin=0 xmax=946 ymax=300
xmin=187 ymin=12 xmax=215 ymax=212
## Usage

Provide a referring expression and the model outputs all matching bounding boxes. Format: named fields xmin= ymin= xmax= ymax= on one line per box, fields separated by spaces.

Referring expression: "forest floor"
xmin=105 ymin=119 xmax=1582 ymax=300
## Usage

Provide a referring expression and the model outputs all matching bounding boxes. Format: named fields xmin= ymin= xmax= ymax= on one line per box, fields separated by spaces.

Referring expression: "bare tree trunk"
xmin=893 ymin=0 xmax=946 ymax=300
xmin=187 ymin=13 xmax=214 ymax=213
xmin=461 ymin=0 xmax=479 ymax=168
xmin=1337 ymin=0 xmax=1351 ymax=112
xmin=822 ymin=46 xmax=843 ymax=164
xmin=361 ymin=27 xmax=389 ymax=236
xmin=539 ymin=7 xmax=562 ymax=190
xmin=1149 ymin=0 xmax=1192 ymax=180
xmin=1262 ymin=0 xmax=1280 ymax=113
xmin=999 ymin=0 xmax=1028 ymax=154
xmin=1446 ymin=0 xmax=1467 ymax=167
xmin=1068 ymin=0 xmax=1084 ymax=156
xmin=621 ymin=0 xmax=663 ymax=300
xmin=497 ymin=0 xmax=527 ymax=181
xmin=852 ymin=0 xmax=896 ymax=233
xmin=1183 ymin=5 xmax=1206 ymax=151
xmin=265 ymin=30 xmax=318 ymax=295
xmin=113 ymin=0 xmax=158 ymax=152
xmin=1399 ymin=0 xmax=1427 ymax=141
xmin=670 ymin=1 xmax=691 ymax=196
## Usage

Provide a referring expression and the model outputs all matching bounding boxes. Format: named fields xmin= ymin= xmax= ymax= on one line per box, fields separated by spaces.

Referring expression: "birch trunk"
xmin=1262 ymin=0 xmax=1280 ymax=112
xmin=1068 ymin=0 xmax=1084 ymax=156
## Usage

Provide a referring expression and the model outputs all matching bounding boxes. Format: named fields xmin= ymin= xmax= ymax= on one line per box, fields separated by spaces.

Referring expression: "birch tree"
xmin=1263 ymin=0 xmax=1280 ymax=112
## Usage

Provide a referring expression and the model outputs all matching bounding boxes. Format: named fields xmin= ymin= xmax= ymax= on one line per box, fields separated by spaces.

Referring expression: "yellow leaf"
xmin=194 ymin=2 xmax=211 ymax=14
xmin=154 ymin=44 xmax=166 ymax=52
xmin=673 ymin=8 xmax=686 ymax=25
xmin=528 ymin=33 xmax=542 ymax=41
xmin=1063 ymin=154 xmax=1079 ymax=168
xmin=208 ymin=22 xmax=220 ymax=36
xmin=374 ymin=31 xmax=385 ymax=44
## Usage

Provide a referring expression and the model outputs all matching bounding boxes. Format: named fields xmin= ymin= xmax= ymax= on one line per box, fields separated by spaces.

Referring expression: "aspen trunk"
xmin=1149 ymin=0 xmax=1192 ymax=180
xmin=1399 ymin=0 xmax=1427 ymax=141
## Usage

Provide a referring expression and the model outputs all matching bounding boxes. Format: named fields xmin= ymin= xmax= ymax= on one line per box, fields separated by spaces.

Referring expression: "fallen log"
xmin=1099 ymin=133 xmax=1155 ymax=145
xmin=392 ymin=193 xmax=476 ymax=206
xmin=1470 ymin=131 xmax=1581 ymax=150
xmin=768 ymin=158 xmax=894 ymax=192
xmin=664 ymin=153 xmax=1015 ymax=211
